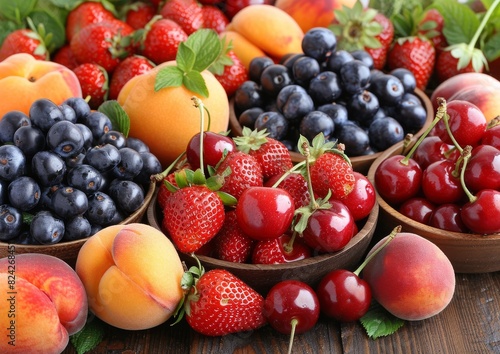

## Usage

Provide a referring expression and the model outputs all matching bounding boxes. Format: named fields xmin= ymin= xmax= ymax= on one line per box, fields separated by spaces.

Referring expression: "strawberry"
xmin=70 ymin=20 xmax=134 ymax=73
xmin=233 ymin=127 xmax=293 ymax=180
xmin=417 ymin=8 xmax=447 ymax=51
xmin=125 ymin=1 xmax=157 ymax=30
xmin=264 ymin=172 xmax=311 ymax=208
xmin=109 ymin=54 xmax=155 ymax=99
xmin=52 ymin=44 xmax=79 ymax=70
xmin=65 ymin=1 xmax=116 ymax=42
xmin=434 ymin=49 xmax=479 ymax=83
xmin=0 ymin=28 xmax=48 ymax=61
xmin=181 ymin=266 xmax=266 ymax=336
xmin=159 ymin=0 xmax=204 ymax=35
xmin=213 ymin=210 xmax=255 ymax=263
xmin=73 ymin=63 xmax=109 ymax=109
xmin=251 ymin=234 xmax=311 ymax=264
xmin=330 ymin=1 xmax=394 ymax=70
xmin=201 ymin=5 xmax=229 ymax=34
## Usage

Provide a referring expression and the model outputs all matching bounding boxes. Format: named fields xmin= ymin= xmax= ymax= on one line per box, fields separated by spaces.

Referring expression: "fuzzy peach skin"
xmin=0 ymin=53 xmax=82 ymax=118
xmin=0 ymin=253 xmax=88 ymax=354
xmin=75 ymin=223 xmax=185 ymax=330
xmin=362 ymin=232 xmax=456 ymax=321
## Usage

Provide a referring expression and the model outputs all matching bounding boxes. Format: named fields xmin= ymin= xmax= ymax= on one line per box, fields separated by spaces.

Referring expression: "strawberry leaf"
xmin=98 ymin=100 xmax=130 ymax=137
xmin=432 ymin=0 xmax=480 ymax=45
xmin=0 ymin=0 xmax=36 ymax=23
xmin=0 ymin=20 xmax=20 ymax=46
xmin=29 ymin=9 xmax=65 ymax=52
xmin=483 ymin=31 xmax=500 ymax=61
xmin=360 ymin=301 xmax=405 ymax=339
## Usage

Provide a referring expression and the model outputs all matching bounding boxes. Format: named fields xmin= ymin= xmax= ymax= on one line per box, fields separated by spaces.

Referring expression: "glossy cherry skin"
xmin=428 ymin=203 xmax=469 ymax=232
xmin=421 ymin=159 xmax=465 ymax=205
xmin=341 ymin=172 xmax=376 ymax=221
xmin=263 ymin=280 xmax=320 ymax=335
xmin=413 ymin=135 xmax=458 ymax=170
xmin=464 ymin=145 xmax=500 ymax=193
xmin=235 ymin=186 xmax=294 ymax=241
xmin=316 ymin=269 xmax=372 ymax=322
xmin=302 ymin=201 xmax=355 ymax=253
xmin=252 ymin=234 xmax=311 ymax=264
xmin=374 ymin=155 xmax=423 ymax=206
xmin=398 ymin=197 xmax=435 ymax=224
xmin=186 ymin=131 xmax=236 ymax=171
xmin=480 ymin=124 xmax=500 ymax=149
xmin=461 ymin=189 xmax=500 ymax=234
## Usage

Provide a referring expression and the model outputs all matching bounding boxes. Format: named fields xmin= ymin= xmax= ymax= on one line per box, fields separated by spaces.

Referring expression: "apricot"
xmin=220 ymin=30 xmax=267 ymax=70
xmin=75 ymin=223 xmax=185 ymax=330
xmin=0 ymin=53 xmax=82 ymax=118
xmin=117 ymin=61 xmax=229 ymax=168
xmin=362 ymin=232 xmax=455 ymax=321
xmin=0 ymin=253 xmax=88 ymax=354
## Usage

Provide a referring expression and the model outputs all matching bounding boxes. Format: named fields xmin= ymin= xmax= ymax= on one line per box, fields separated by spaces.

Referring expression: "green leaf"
xmin=0 ymin=0 xmax=36 ymax=23
xmin=483 ymin=31 xmax=500 ymax=61
xmin=98 ymin=100 xmax=131 ymax=137
xmin=70 ymin=317 xmax=105 ymax=354
xmin=183 ymin=70 xmax=209 ymax=98
xmin=185 ymin=29 xmax=222 ymax=72
xmin=29 ymin=10 xmax=66 ymax=52
xmin=155 ymin=66 xmax=184 ymax=91
xmin=360 ymin=301 xmax=405 ymax=339
xmin=0 ymin=20 xmax=20 ymax=46
xmin=34 ymin=0 xmax=70 ymax=26
xmin=433 ymin=0 xmax=480 ymax=45
xmin=177 ymin=42 xmax=196 ymax=73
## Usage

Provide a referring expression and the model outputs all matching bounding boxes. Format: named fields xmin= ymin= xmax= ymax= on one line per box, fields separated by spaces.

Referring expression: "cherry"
xmin=413 ymin=135 xmax=458 ymax=170
xmin=186 ymin=131 xmax=236 ymax=172
xmin=428 ymin=203 xmax=469 ymax=232
xmin=480 ymin=118 xmax=500 ymax=149
xmin=398 ymin=197 xmax=435 ymax=224
xmin=421 ymin=159 xmax=465 ymax=205
xmin=464 ymin=144 xmax=500 ymax=193
xmin=263 ymin=280 xmax=320 ymax=354
xmin=252 ymin=233 xmax=311 ymax=264
xmin=340 ymin=171 xmax=376 ymax=221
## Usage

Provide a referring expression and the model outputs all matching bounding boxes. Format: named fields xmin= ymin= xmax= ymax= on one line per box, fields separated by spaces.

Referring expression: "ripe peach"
xmin=0 ymin=53 xmax=82 ymax=118
xmin=0 ymin=253 xmax=88 ymax=353
xmin=447 ymin=84 xmax=500 ymax=123
xmin=220 ymin=30 xmax=267 ymax=70
xmin=75 ymin=223 xmax=185 ymax=330
xmin=362 ymin=232 xmax=455 ymax=321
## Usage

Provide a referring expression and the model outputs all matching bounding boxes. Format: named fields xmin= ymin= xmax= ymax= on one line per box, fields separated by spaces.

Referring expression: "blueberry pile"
xmin=233 ymin=27 xmax=428 ymax=157
xmin=0 ymin=97 xmax=162 ymax=245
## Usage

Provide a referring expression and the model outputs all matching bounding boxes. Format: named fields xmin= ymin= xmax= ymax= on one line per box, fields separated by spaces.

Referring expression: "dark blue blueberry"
xmin=254 ymin=111 xmax=289 ymax=141
xmin=112 ymin=147 xmax=144 ymax=180
xmin=389 ymin=68 xmax=417 ymax=93
xmin=29 ymin=98 xmax=65 ymax=133
xmin=276 ymin=85 xmax=314 ymax=122
xmin=59 ymin=103 xmax=77 ymax=123
xmin=46 ymin=120 xmax=85 ymax=158
xmin=9 ymin=230 xmax=39 ymax=245
xmin=64 ymin=216 xmax=92 ymax=241
xmin=369 ymin=74 xmax=405 ymax=107
xmin=351 ymin=49 xmax=374 ymax=70
xmin=395 ymin=95 xmax=428 ymax=134
xmin=0 ymin=110 xmax=31 ymax=144
xmin=339 ymin=59 xmax=371 ymax=95
xmin=233 ymin=81 xmax=265 ymax=116
xmin=0 ymin=204 xmax=23 ymax=241
xmin=301 ymin=27 xmax=337 ymax=62
xmin=76 ymin=123 xmax=94 ymax=151
xmin=8 ymin=176 xmax=40 ymax=211
xmin=248 ymin=56 xmax=274 ymax=83
xmin=317 ymin=103 xmax=349 ymax=127
xmin=63 ymin=97 xmax=91 ymax=122
xmin=238 ymin=107 xmax=264 ymax=129
xmin=106 ymin=209 xmax=125 ymax=226
xmin=100 ymin=130 xmax=127 ymax=149
xmin=260 ymin=64 xmax=293 ymax=97
xmin=30 ymin=210 xmax=65 ymax=244
xmin=0 ymin=145 xmax=26 ymax=182
xmin=51 ymin=186 xmax=89 ymax=219
xmin=325 ymin=50 xmax=354 ymax=73
xmin=134 ymin=152 xmax=162 ymax=186
xmin=108 ymin=179 xmax=145 ymax=214
xmin=336 ymin=121 xmax=372 ymax=157
xmin=81 ymin=111 xmax=112 ymax=143
xmin=39 ymin=184 xmax=63 ymax=211
xmin=67 ymin=164 xmax=103 ymax=195
xmin=308 ymin=71 xmax=342 ymax=105
xmin=299 ymin=111 xmax=335 ymax=142
xmin=31 ymin=151 xmax=66 ymax=186
xmin=369 ymin=117 xmax=405 ymax=151
xmin=292 ymin=56 xmax=321 ymax=87
xmin=0 ymin=180 xmax=7 ymax=205
xmin=65 ymin=152 xmax=87 ymax=169
xmin=126 ymin=137 xmax=150 ymax=153
xmin=85 ymin=192 xmax=117 ymax=226
xmin=346 ymin=90 xmax=380 ymax=127
xmin=13 ymin=126 xmax=46 ymax=157
xmin=281 ymin=53 xmax=305 ymax=73
xmin=84 ymin=144 xmax=121 ymax=173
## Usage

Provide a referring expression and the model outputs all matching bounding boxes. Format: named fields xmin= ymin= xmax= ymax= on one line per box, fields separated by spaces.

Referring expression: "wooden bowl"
xmin=0 ymin=181 xmax=156 ymax=265
xmin=147 ymin=187 xmax=379 ymax=294
xmin=229 ymin=88 xmax=434 ymax=175
xmin=367 ymin=140 xmax=500 ymax=274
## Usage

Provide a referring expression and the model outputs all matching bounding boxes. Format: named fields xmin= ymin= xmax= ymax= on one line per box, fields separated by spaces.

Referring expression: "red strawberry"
xmin=183 ymin=268 xmax=266 ymax=336
xmin=135 ymin=17 xmax=188 ymax=65
xmin=73 ymin=63 xmax=109 ymax=109
xmin=125 ymin=2 xmax=157 ymax=30
xmin=417 ymin=8 xmax=447 ymax=51
xmin=264 ymin=172 xmax=311 ymax=208
xmin=66 ymin=1 xmax=116 ymax=42
xmin=365 ymin=12 xmax=394 ymax=70
xmin=160 ymin=0 xmax=204 ymax=35
xmin=0 ymin=29 xmax=48 ymax=61
xmin=215 ymin=150 xmax=263 ymax=200
xmin=109 ymin=54 xmax=155 ymax=99
xmin=70 ymin=20 xmax=134 ymax=73
xmin=212 ymin=49 xmax=248 ymax=97
xmin=52 ymin=44 xmax=79 ymax=70
xmin=162 ymin=184 xmax=225 ymax=253
xmin=387 ymin=36 xmax=436 ymax=90
xmin=434 ymin=49 xmax=480 ymax=83
xmin=201 ymin=5 xmax=229 ymax=34
xmin=213 ymin=210 xmax=255 ymax=263
xmin=251 ymin=234 xmax=312 ymax=264
xmin=310 ymin=151 xmax=356 ymax=200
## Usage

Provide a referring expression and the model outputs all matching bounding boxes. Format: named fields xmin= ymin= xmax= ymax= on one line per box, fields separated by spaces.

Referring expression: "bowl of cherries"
xmin=367 ymin=97 xmax=500 ymax=274
xmin=229 ymin=27 xmax=434 ymax=175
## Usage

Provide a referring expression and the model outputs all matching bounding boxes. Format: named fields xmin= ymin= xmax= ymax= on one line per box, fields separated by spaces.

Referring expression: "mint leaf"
xmin=177 ymin=42 xmax=196 ymax=73
xmin=0 ymin=0 xmax=36 ymax=23
xmin=155 ymin=66 xmax=184 ymax=91
xmin=183 ymin=70 xmax=209 ymax=98
xmin=432 ymin=0 xmax=480 ymax=45
xmin=98 ymin=100 xmax=131 ymax=137
xmin=70 ymin=316 xmax=105 ymax=354
xmin=185 ymin=29 xmax=222 ymax=72
xmin=360 ymin=301 xmax=405 ymax=339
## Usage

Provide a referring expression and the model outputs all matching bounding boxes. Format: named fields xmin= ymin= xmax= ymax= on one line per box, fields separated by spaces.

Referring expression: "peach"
xmin=0 ymin=253 xmax=88 ymax=354
xmin=0 ymin=53 xmax=82 ymax=118
xmin=447 ymin=85 xmax=500 ymax=123
xmin=220 ymin=30 xmax=267 ymax=70
xmin=75 ymin=223 xmax=185 ymax=330
xmin=362 ymin=232 xmax=455 ymax=321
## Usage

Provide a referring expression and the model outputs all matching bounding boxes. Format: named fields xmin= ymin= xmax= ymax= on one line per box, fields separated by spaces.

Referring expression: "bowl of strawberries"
xmin=367 ymin=98 xmax=500 ymax=274
xmin=147 ymin=128 xmax=379 ymax=295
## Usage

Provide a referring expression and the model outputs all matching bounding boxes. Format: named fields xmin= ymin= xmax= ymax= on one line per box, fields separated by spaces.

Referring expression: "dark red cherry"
xmin=186 ymin=131 xmax=236 ymax=172
xmin=398 ymin=197 xmax=435 ymax=225
xmin=464 ymin=144 xmax=500 ymax=193
xmin=461 ymin=189 xmax=500 ymax=234
xmin=428 ymin=203 xmax=469 ymax=232
xmin=421 ymin=159 xmax=465 ymax=205
xmin=413 ymin=135 xmax=458 ymax=170
xmin=480 ymin=122 xmax=500 ymax=149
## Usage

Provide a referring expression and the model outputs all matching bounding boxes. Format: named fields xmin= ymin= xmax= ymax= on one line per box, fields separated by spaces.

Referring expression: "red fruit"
xmin=162 ymin=185 xmax=225 ymax=253
xmin=125 ymin=2 xmax=156 ymax=30
xmin=72 ymin=63 xmax=109 ymax=109
xmin=216 ymin=150 xmax=263 ymax=199
xmin=340 ymin=171 xmax=376 ymax=221
xmin=365 ymin=12 xmax=394 ymax=70
xmin=52 ymin=45 xmax=79 ymax=70
xmin=413 ymin=135 xmax=457 ymax=171
xmin=421 ymin=159 xmax=465 ymax=205
xmin=157 ymin=170 xmax=180 ymax=210
xmin=480 ymin=122 xmax=500 ymax=149
xmin=236 ymin=186 xmax=295 ymax=241
xmin=387 ymin=36 xmax=436 ymax=90
xmin=417 ymin=8 xmax=447 ymax=51
xmin=310 ymin=152 xmax=356 ymax=200
xmin=66 ymin=1 xmax=116 ymax=42
xmin=225 ymin=0 xmax=274 ymax=19
xmin=185 ymin=269 xmax=266 ymax=336
xmin=264 ymin=172 xmax=311 ymax=208
xmin=213 ymin=210 xmax=255 ymax=263
xmin=212 ymin=50 xmax=249 ymax=97
xmin=109 ymin=55 xmax=155 ymax=100
xmin=252 ymin=234 xmax=311 ymax=264
xmin=435 ymin=49 xmax=479 ymax=83
xmin=464 ymin=145 xmax=500 ymax=193
xmin=461 ymin=189 xmax=500 ymax=234
xmin=398 ymin=197 xmax=436 ymax=225
xmin=160 ymin=0 xmax=204 ymax=35
xmin=186 ymin=131 xmax=236 ymax=172
xmin=0 ymin=29 xmax=48 ymax=61
xmin=201 ymin=5 xmax=229 ymax=34
xmin=429 ymin=203 xmax=468 ymax=232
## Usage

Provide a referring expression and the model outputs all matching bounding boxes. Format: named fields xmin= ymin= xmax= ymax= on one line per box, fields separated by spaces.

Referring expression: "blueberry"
xmin=0 ymin=204 xmax=23 ymax=241
xmin=65 ymin=152 xmax=86 ymax=168
xmin=31 ymin=151 xmax=66 ymax=186
xmin=9 ymin=230 xmax=39 ymax=245
xmin=233 ymin=81 xmax=265 ymax=116
xmin=67 ymin=164 xmax=103 ymax=195
xmin=30 ymin=210 xmax=65 ymax=244
xmin=8 ymin=176 xmax=40 ymax=211
xmin=308 ymin=71 xmax=342 ymax=105
xmin=100 ymin=130 xmax=127 ymax=149
xmin=260 ymin=64 xmax=293 ymax=97
xmin=13 ymin=126 xmax=46 ymax=157
xmin=292 ymin=56 xmax=321 ymax=87
xmin=29 ymin=98 xmax=65 ymax=133
xmin=339 ymin=59 xmax=371 ymax=94
xmin=76 ymin=123 xmax=94 ymax=150
xmin=108 ymin=179 xmax=145 ymax=214
xmin=106 ymin=209 xmax=125 ymax=225
xmin=276 ymin=85 xmax=315 ymax=122
xmin=317 ymin=103 xmax=349 ymax=126
xmin=369 ymin=117 xmax=405 ymax=151
xmin=248 ymin=56 xmax=274 ymax=83
xmin=299 ymin=111 xmax=335 ymax=142
xmin=346 ymin=90 xmax=380 ymax=127
xmin=281 ymin=53 xmax=305 ymax=73
xmin=369 ymin=74 xmax=405 ymax=107
xmin=84 ymin=144 xmax=121 ymax=173
xmin=0 ymin=110 xmax=30 ymax=144
xmin=112 ymin=147 xmax=144 ymax=179
xmin=85 ymin=191 xmax=117 ymax=226
xmin=81 ymin=111 xmax=112 ymax=143
xmin=389 ymin=68 xmax=417 ymax=93
xmin=63 ymin=97 xmax=91 ymax=122
xmin=0 ymin=180 xmax=7 ymax=205
xmin=336 ymin=121 xmax=371 ymax=157
xmin=238 ymin=107 xmax=264 ymax=129
xmin=134 ymin=151 xmax=162 ymax=185
xmin=59 ymin=103 xmax=77 ymax=123
xmin=254 ymin=111 xmax=289 ymax=141
xmin=46 ymin=120 xmax=85 ymax=158
xmin=0 ymin=145 xmax=26 ymax=181
xmin=51 ymin=186 xmax=89 ymax=219
xmin=394 ymin=95 xmax=428 ymax=134
xmin=301 ymin=27 xmax=337 ymax=62
xmin=126 ymin=137 xmax=150 ymax=153
xmin=64 ymin=216 xmax=92 ymax=241
xmin=39 ymin=184 xmax=63 ymax=210
xmin=325 ymin=50 xmax=354 ymax=73
xmin=351 ymin=49 xmax=374 ymax=70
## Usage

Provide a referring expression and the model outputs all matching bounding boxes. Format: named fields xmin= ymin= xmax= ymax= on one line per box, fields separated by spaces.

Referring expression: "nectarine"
xmin=75 ymin=223 xmax=185 ymax=330
xmin=362 ymin=232 xmax=455 ymax=321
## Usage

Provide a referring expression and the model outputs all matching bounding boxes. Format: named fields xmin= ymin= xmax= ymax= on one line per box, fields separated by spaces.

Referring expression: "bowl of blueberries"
xmin=229 ymin=27 xmax=434 ymax=175
xmin=0 ymin=97 xmax=161 ymax=264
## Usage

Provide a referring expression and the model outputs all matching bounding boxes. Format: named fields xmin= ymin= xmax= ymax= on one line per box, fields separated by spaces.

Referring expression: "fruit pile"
xmin=232 ymin=26 xmax=428 ymax=158
xmin=0 ymin=97 xmax=161 ymax=244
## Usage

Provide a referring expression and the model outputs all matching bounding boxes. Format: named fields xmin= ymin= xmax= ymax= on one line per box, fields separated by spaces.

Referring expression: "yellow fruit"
xmin=220 ymin=30 xmax=267 ymax=70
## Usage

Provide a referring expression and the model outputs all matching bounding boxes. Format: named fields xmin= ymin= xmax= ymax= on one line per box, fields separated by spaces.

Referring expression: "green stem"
xmin=151 ymin=152 xmax=186 ymax=182
xmin=287 ymin=319 xmax=298 ymax=354
xmin=192 ymin=97 xmax=206 ymax=176
xmin=459 ymin=145 xmax=477 ymax=203
xmin=442 ymin=111 xmax=463 ymax=154
xmin=467 ymin=0 xmax=500 ymax=51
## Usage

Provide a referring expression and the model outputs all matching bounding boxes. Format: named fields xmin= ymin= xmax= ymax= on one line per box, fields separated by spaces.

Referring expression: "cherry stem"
xmin=442 ymin=110 xmax=463 ymax=154
xmin=283 ymin=231 xmax=297 ymax=253
xmin=459 ymin=145 xmax=477 ymax=203
xmin=353 ymin=225 xmax=401 ymax=277
xmin=151 ymin=151 xmax=186 ymax=182
xmin=287 ymin=318 xmax=298 ymax=354
xmin=192 ymin=96 xmax=207 ymax=176
xmin=302 ymin=141 xmax=320 ymax=210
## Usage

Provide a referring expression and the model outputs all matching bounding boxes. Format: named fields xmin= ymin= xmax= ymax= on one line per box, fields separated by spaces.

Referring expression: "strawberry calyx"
xmin=130 ymin=14 xmax=163 ymax=51
xmin=25 ymin=17 xmax=51 ymax=59
xmin=207 ymin=35 xmax=235 ymax=77
xmin=232 ymin=126 xmax=270 ymax=154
